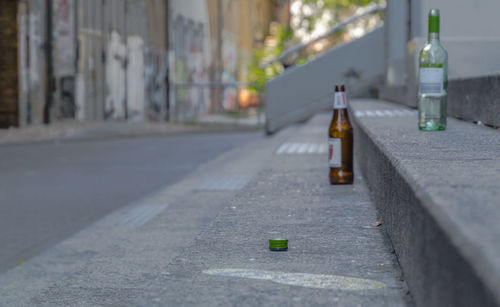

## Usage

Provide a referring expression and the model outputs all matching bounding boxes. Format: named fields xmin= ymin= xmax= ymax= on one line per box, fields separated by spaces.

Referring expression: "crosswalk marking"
xmin=276 ymin=143 xmax=327 ymax=155
xmin=354 ymin=109 xmax=417 ymax=118
xmin=276 ymin=143 xmax=290 ymax=154
xmin=286 ymin=143 xmax=300 ymax=153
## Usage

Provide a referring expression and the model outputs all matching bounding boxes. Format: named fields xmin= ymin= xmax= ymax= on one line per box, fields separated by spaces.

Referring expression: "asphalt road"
xmin=0 ymin=131 xmax=261 ymax=274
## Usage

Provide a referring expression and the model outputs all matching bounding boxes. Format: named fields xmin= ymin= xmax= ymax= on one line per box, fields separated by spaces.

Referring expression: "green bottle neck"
xmin=428 ymin=14 xmax=440 ymax=40
xmin=428 ymin=32 xmax=440 ymax=42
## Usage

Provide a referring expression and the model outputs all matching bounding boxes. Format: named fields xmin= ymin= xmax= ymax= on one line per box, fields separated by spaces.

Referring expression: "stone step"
xmin=350 ymin=99 xmax=500 ymax=307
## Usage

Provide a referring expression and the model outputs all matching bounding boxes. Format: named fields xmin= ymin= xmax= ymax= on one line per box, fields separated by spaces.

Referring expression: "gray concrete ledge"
xmin=448 ymin=74 xmax=500 ymax=128
xmin=379 ymin=73 xmax=500 ymax=127
xmin=350 ymin=99 xmax=500 ymax=307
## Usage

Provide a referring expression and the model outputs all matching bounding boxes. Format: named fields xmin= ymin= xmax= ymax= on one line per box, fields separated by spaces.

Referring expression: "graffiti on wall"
xmin=126 ymin=35 xmax=145 ymax=121
xmin=28 ymin=8 xmax=42 ymax=86
xmin=53 ymin=0 xmax=76 ymax=118
xmin=172 ymin=15 xmax=209 ymax=121
xmin=104 ymin=32 xmax=147 ymax=121
xmin=144 ymin=47 xmax=167 ymax=120
xmin=53 ymin=0 xmax=74 ymax=75
xmin=105 ymin=31 xmax=126 ymax=119
xmin=221 ymin=30 xmax=237 ymax=111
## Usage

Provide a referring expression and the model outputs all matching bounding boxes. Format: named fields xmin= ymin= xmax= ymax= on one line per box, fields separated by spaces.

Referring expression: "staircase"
xmin=265 ymin=26 xmax=384 ymax=134
xmin=265 ymin=11 xmax=500 ymax=307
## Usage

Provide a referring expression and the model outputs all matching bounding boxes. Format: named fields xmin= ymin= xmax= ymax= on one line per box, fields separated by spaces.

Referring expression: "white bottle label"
xmin=328 ymin=138 xmax=342 ymax=167
xmin=334 ymin=92 xmax=347 ymax=109
xmin=419 ymin=68 xmax=443 ymax=96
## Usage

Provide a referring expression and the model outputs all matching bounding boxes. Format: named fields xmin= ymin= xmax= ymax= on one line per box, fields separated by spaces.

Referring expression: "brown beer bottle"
xmin=329 ymin=84 xmax=354 ymax=184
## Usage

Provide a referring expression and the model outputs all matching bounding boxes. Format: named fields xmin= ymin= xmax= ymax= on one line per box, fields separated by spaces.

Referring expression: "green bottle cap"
xmin=269 ymin=239 xmax=288 ymax=251
xmin=428 ymin=9 xmax=440 ymax=33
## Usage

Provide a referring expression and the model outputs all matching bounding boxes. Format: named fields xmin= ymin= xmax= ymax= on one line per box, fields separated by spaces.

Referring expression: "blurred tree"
xmin=292 ymin=0 xmax=384 ymax=42
xmin=248 ymin=24 xmax=293 ymax=93
xmin=248 ymin=0 xmax=383 ymax=93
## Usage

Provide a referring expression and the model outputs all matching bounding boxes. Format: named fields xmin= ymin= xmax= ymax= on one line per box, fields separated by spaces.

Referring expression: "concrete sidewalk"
xmin=0 ymin=118 xmax=260 ymax=146
xmin=0 ymin=113 xmax=412 ymax=306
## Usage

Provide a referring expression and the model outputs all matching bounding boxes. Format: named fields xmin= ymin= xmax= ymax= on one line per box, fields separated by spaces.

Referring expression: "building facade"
xmin=0 ymin=0 xmax=289 ymax=128
xmin=0 ymin=0 xmax=20 ymax=127
xmin=169 ymin=0 xmax=290 ymax=121
xmin=384 ymin=0 xmax=500 ymax=106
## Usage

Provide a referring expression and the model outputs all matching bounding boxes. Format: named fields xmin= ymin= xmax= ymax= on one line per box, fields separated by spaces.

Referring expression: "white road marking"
xmin=276 ymin=143 xmax=328 ymax=155
xmin=297 ymin=143 xmax=309 ymax=154
xmin=356 ymin=109 xmax=416 ymax=118
xmin=203 ymin=268 xmax=386 ymax=291
xmin=307 ymin=143 xmax=318 ymax=153
xmin=383 ymin=110 xmax=394 ymax=117
xmin=355 ymin=110 xmax=365 ymax=117
xmin=286 ymin=143 xmax=301 ymax=153
xmin=276 ymin=143 xmax=291 ymax=154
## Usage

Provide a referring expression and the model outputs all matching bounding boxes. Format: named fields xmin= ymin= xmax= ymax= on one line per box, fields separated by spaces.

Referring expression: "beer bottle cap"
xmin=269 ymin=239 xmax=288 ymax=251
xmin=335 ymin=84 xmax=345 ymax=92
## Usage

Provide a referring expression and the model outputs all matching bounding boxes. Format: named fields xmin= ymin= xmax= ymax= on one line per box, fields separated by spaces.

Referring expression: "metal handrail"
xmin=260 ymin=3 xmax=386 ymax=68
xmin=173 ymin=82 xmax=251 ymax=87
xmin=172 ymin=82 xmax=259 ymax=88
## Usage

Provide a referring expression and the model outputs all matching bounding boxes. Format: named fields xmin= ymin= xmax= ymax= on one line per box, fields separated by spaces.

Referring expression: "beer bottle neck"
xmin=333 ymin=108 xmax=349 ymax=118
xmin=331 ymin=108 xmax=350 ymax=129
xmin=333 ymin=92 xmax=348 ymax=110
xmin=332 ymin=91 xmax=349 ymax=125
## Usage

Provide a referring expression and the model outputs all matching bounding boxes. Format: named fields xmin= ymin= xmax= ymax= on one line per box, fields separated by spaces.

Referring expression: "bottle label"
xmin=328 ymin=138 xmax=342 ymax=167
xmin=419 ymin=66 xmax=443 ymax=96
xmin=334 ymin=92 xmax=347 ymax=109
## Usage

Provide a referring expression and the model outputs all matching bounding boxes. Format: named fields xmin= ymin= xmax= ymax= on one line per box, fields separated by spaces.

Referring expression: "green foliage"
xmin=302 ymin=0 xmax=376 ymax=9
xmin=247 ymin=25 xmax=292 ymax=93
xmin=296 ymin=57 xmax=308 ymax=66
xmin=247 ymin=0 xmax=383 ymax=93
xmin=298 ymin=0 xmax=383 ymax=34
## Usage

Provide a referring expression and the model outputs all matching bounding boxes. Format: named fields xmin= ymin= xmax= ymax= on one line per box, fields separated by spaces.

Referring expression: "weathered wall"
xmin=384 ymin=0 xmax=500 ymax=111
xmin=170 ymin=0 xmax=211 ymax=121
xmin=415 ymin=0 xmax=500 ymax=38
xmin=76 ymin=0 xmax=166 ymax=122
xmin=12 ymin=0 xmax=169 ymax=126
xmin=18 ymin=0 xmax=72 ymax=126
xmin=0 ymin=0 xmax=20 ymax=127
xmin=52 ymin=0 xmax=76 ymax=119
xmin=169 ymin=0 xmax=285 ymax=121
xmin=10 ymin=0 xmax=287 ymax=126
xmin=144 ymin=0 xmax=168 ymax=121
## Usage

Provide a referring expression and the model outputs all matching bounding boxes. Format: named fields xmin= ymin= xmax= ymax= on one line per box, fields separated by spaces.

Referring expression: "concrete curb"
xmin=0 ymin=121 xmax=261 ymax=146
xmin=350 ymin=99 xmax=500 ymax=307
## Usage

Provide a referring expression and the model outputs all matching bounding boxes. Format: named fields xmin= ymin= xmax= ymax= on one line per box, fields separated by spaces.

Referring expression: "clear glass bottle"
xmin=418 ymin=9 xmax=448 ymax=131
